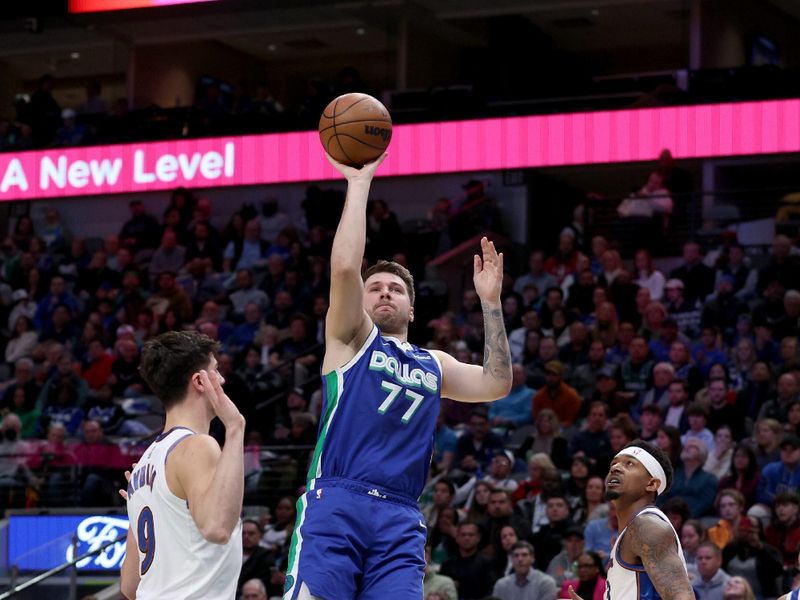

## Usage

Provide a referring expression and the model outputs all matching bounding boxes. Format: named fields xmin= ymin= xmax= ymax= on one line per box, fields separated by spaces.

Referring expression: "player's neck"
xmin=614 ymin=497 xmax=654 ymax=533
xmin=163 ymin=399 xmax=211 ymax=435
xmin=379 ymin=328 xmax=408 ymax=343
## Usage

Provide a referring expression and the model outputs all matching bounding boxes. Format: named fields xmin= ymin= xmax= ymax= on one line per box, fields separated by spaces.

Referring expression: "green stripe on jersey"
xmin=305 ymin=371 xmax=339 ymax=485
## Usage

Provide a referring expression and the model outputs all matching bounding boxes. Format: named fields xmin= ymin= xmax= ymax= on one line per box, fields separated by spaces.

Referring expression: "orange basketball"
xmin=319 ymin=93 xmax=392 ymax=168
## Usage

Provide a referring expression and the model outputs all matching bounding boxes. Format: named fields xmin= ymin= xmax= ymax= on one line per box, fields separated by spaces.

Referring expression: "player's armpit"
xmin=626 ymin=514 xmax=694 ymax=600
xmin=431 ymin=350 xmax=511 ymax=402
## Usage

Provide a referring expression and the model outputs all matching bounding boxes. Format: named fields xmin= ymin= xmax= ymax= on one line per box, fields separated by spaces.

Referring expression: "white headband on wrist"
xmin=615 ymin=447 xmax=667 ymax=495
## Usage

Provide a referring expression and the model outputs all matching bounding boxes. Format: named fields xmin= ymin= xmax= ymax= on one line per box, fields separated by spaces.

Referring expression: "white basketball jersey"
xmin=605 ymin=506 xmax=687 ymax=600
xmin=126 ymin=427 xmax=242 ymax=599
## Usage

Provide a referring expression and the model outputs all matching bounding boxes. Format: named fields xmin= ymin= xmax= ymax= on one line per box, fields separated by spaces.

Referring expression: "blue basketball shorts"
xmin=283 ymin=477 xmax=427 ymax=600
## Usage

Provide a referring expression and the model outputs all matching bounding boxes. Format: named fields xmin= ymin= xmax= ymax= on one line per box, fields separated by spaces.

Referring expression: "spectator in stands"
xmin=260 ymin=255 xmax=287 ymax=300
xmin=568 ymin=340 xmax=606 ymax=400
xmin=484 ymin=489 xmax=530 ymax=559
xmin=638 ymin=361 xmax=674 ymax=413
xmin=692 ymin=327 xmax=729 ymax=380
xmin=74 ymin=419 xmax=122 ymax=505
xmin=712 ymin=243 xmax=757 ymax=303
xmin=229 ymin=269 xmax=270 ymax=317
xmin=514 ymin=250 xmax=556 ymax=297
xmin=544 ymin=229 xmax=583 ymax=285
xmin=722 ymin=519 xmax=784 ymax=599
xmin=240 ymin=578 xmax=267 ymax=600
xmin=366 ymin=199 xmax=403 ymax=260
xmin=681 ymin=519 xmax=706 ymax=577
xmin=759 ymin=373 xmax=800 ymax=423
xmin=702 ymin=278 xmax=749 ymax=340
xmin=560 ymin=551 xmax=606 ymax=600
xmin=634 ymin=248 xmax=666 ymax=301
xmin=423 ymin=479 xmax=455 ymax=529
xmin=709 ymin=489 xmax=750 ymax=550
xmin=110 ymin=339 xmax=146 ymax=398
xmin=758 ymin=235 xmax=800 ymax=295
xmin=509 ymin=311 xmax=540 ymax=364
xmin=758 ymin=435 xmax=800 ymax=505
xmin=39 ymin=352 xmax=88 ymax=408
xmin=617 ymin=336 xmax=654 ymax=413
xmin=718 ymin=444 xmax=761 ymax=509
xmin=764 ymin=491 xmax=800 ymax=567
xmin=489 ymin=363 xmax=534 ymax=429
xmin=694 ymin=542 xmax=731 ymax=600
xmin=184 ymin=220 xmax=223 ymax=271
xmin=706 ymin=379 xmax=744 ymax=439
xmin=28 ymin=74 xmax=61 ymax=146
xmin=35 ymin=275 xmax=78 ymax=332
xmin=148 ymin=271 xmax=192 ymax=325
xmin=454 ymin=411 xmax=505 ymax=475
xmin=532 ymin=361 xmax=581 ymax=428
xmin=237 ymin=519 xmax=274 ymax=596
xmin=665 ymin=278 xmax=701 ymax=338
xmin=223 ymin=218 xmax=269 ymax=273
xmin=546 ymin=525 xmax=585 ymax=586
xmin=722 ymin=577 xmax=756 ymax=600
xmin=119 ymin=201 xmax=161 ymax=254
xmin=669 ymin=340 xmax=704 ymax=397
xmin=569 ymin=401 xmax=610 ymax=458
xmin=5 ymin=315 xmax=38 ymax=365
xmin=682 ymin=403 xmax=715 ymax=452
xmin=440 ymin=521 xmax=496 ymax=600
xmin=705 ymin=426 xmax=735 ymax=480
xmin=148 ymin=230 xmax=185 ymax=278
xmin=39 ymin=380 xmax=85 ymax=437
xmin=750 ymin=418 xmax=784 ymax=471
xmin=55 ymin=108 xmax=86 ymax=147
xmin=584 ymin=501 xmax=618 ymax=561
xmin=0 ymin=414 xmax=37 ymax=505
xmin=78 ymin=80 xmax=107 ymax=115
xmin=81 ymin=339 xmax=114 ymax=392
xmin=41 ymin=303 xmax=80 ymax=347
xmin=423 ymin=544 xmax=457 ymax=600
xmin=774 ymin=289 xmax=800 ymax=341
xmin=671 ymin=241 xmax=716 ymax=304
xmin=493 ymin=541 xmax=558 ymax=600
xmin=639 ymin=403 xmax=663 ymax=442
xmin=532 ymin=494 xmax=573 ymax=571
xmin=664 ymin=437 xmax=718 ymax=517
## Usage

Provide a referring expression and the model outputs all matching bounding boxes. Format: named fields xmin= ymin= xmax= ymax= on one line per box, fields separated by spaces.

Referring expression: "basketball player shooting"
xmin=282 ymin=153 xmax=513 ymax=600
xmin=566 ymin=440 xmax=693 ymax=600
xmin=119 ymin=331 xmax=245 ymax=600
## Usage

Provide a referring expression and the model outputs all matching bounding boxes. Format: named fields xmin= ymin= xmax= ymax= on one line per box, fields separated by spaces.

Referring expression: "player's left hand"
xmin=118 ymin=462 xmax=137 ymax=501
xmin=563 ymin=584 xmax=585 ymax=600
xmin=473 ymin=237 xmax=503 ymax=303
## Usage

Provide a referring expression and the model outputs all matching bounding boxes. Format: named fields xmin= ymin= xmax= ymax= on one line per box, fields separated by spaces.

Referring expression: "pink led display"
xmin=69 ymin=0 xmax=217 ymax=13
xmin=1 ymin=98 xmax=798 ymax=202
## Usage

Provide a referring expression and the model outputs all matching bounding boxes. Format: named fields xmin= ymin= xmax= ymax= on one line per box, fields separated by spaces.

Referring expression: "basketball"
xmin=318 ymin=93 xmax=392 ymax=168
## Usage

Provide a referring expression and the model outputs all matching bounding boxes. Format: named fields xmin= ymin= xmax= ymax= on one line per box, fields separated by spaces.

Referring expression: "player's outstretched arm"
xmin=172 ymin=370 xmax=245 ymax=544
xmin=627 ymin=514 xmax=695 ymax=600
xmin=433 ymin=237 xmax=512 ymax=402
xmin=120 ymin=526 xmax=139 ymax=599
xmin=324 ymin=154 xmax=387 ymax=370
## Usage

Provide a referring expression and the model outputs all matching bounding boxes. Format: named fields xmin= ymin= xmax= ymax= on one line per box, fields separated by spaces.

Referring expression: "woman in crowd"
xmin=729 ymin=338 xmax=758 ymax=392
xmin=723 ymin=518 xmax=784 ymax=600
xmin=723 ymin=576 xmax=757 ymax=600
xmin=656 ymin=425 xmax=683 ymax=467
xmin=573 ymin=475 xmax=608 ymax=526
xmin=705 ymin=425 xmax=736 ymax=480
xmin=708 ymin=489 xmax=748 ymax=550
xmin=511 ymin=452 xmax=557 ymax=503
xmin=681 ymin=519 xmax=707 ymax=577
xmin=261 ymin=496 xmax=296 ymax=558
xmin=560 ymin=551 xmax=606 ymax=600
xmin=515 ymin=410 xmax=569 ymax=470
xmin=717 ymin=443 xmax=761 ymax=508
xmin=749 ymin=418 xmax=783 ymax=470
xmin=5 ymin=316 xmax=38 ymax=365
xmin=495 ymin=524 xmax=521 ymax=578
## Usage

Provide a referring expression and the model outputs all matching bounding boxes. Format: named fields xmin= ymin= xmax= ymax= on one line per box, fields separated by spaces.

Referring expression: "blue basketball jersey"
xmin=307 ymin=325 xmax=442 ymax=499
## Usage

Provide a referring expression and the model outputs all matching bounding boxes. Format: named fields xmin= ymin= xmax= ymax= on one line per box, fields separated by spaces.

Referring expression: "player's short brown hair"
xmin=363 ymin=260 xmax=415 ymax=304
xmin=140 ymin=331 xmax=218 ymax=410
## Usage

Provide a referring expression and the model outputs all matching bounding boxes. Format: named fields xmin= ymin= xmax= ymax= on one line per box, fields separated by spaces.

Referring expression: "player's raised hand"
xmin=473 ymin=237 xmax=504 ymax=303
xmin=118 ymin=462 xmax=137 ymax=501
xmin=198 ymin=369 xmax=245 ymax=432
xmin=326 ymin=152 xmax=387 ymax=184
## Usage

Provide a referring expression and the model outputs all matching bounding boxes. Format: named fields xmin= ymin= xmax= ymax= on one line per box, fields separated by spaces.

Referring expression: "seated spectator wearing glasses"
xmin=560 ymin=551 xmax=606 ymax=600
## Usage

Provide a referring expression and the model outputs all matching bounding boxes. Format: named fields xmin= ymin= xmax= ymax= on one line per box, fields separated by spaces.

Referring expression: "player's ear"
xmin=190 ymin=371 xmax=203 ymax=393
xmin=646 ymin=478 xmax=660 ymax=494
xmin=408 ymin=306 xmax=414 ymax=323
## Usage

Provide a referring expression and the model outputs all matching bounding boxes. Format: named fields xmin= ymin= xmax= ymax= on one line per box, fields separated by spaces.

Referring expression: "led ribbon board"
xmin=1 ymin=98 xmax=798 ymax=201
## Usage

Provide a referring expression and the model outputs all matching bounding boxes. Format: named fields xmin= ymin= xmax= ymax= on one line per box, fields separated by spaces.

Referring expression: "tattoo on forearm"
xmin=627 ymin=515 xmax=694 ymax=600
xmin=482 ymin=307 xmax=512 ymax=384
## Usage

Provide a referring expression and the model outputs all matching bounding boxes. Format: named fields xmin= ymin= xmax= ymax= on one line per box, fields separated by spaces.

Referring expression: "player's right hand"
xmin=325 ymin=152 xmax=387 ymax=183
xmin=198 ymin=369 xmax=245 ymax=432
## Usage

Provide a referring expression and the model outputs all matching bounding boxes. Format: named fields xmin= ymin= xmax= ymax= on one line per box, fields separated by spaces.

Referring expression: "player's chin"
xmin=603 ymin=489 xmax=622 ymax=501
xmin=373 ymin=313 xmax=404 ymax=333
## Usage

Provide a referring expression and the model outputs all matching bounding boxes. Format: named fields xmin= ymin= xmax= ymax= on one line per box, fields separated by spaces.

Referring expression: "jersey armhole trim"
xmin=615 ymin=508 xmax=675 ymax=572
xmin=337 ymin=325 xmax=379 ymax=374
xmin=163 ymin=431 xmax=195 ymax=501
